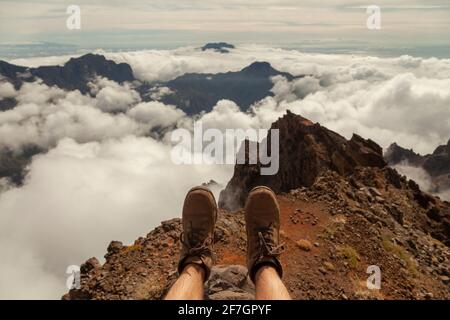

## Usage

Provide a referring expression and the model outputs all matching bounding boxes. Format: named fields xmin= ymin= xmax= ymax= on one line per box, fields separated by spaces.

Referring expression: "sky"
xmin=1 ymin=0 xmax=450 ymax=57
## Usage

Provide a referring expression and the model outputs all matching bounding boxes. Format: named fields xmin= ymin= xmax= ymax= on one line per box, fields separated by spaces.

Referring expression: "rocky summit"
xmin=219 ymin=110 xmax=386 ymax=211
xmin=63 ymin=113 xmax=450 ymax=300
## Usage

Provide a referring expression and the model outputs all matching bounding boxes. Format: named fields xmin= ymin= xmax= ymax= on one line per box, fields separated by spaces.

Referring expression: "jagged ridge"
xmin=219 ymin=110 xmax=386 ymax=211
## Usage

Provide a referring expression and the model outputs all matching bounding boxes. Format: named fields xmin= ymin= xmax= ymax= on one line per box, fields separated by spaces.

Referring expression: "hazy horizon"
xmin=1 ymin=0 xmax=450 ymax=58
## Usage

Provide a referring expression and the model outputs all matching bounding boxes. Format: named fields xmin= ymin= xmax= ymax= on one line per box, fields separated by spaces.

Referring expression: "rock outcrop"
xmin=219 ymin=111 xmax=386 ymax=211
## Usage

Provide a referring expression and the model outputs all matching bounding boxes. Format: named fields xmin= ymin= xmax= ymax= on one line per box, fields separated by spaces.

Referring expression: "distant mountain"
xmin=385 ymin=141 xmax=450 ymax=194
xmin=201 ymin=42 xmax=235 ymax=53
xmin=32 ymin=54 xmax=135 ymax=94
xmin=0 ymin=54 xmax=134 ymax=95
xmin=0 ymin=60 xmax=29 ymax=89
xmin=1 ymin=54 xmax=299 ymax=115
xmin=384 ymin=143 xmax=424 ymax=167
xmin=160 ymin=62 xmax=299 ymax=114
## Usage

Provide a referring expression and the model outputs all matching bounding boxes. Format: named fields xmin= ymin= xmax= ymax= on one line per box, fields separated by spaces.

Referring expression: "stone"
xmin=324 ymin=262 xmax=335 ymax=271
xmin=297 ymin=239 xmax=313 ymax=251
xmin=318 ymin=267 xmax=327 ymax=275
xmin=107 ymin=241 xmax=123 ymax=254
xmin=440 ymin=275 xmax=450 ymax=285
xmin=206 ymin=265 xmax=255 ymax=299
xmin=81 ymin=257 xmax=101 ymax=274
xmin=424 ymin=292 xmax=434 ymax=300
xmin=368 ymin=187 xmax=382 ymax=197
xmin=209 ymin=291 xmax=254 ymax=300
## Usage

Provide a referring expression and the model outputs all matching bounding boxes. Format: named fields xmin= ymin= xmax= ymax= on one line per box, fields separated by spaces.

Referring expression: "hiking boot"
xmin=245 ymin=186 xmax=284 ymax=283
xmin=178 ymin=186 xmax=217 ymax=281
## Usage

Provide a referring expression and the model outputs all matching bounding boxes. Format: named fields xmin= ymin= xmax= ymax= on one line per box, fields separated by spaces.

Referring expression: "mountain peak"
xmin=384 ymin=142 xmax=423 ymax=166
xmin=433 ymin=139 xmax=450 ymax=156
xmin=162 ymin=62 xmax=298 ymax=114
xmin=201 ymin=42 xmax=235 ymax=53
xmin=66 ymin=53 xmax=107 ymax=65
xmin=218 ymin=112 xmax=386 ymax=211
xmin=241 ymin=61 xmax=276 ymax=75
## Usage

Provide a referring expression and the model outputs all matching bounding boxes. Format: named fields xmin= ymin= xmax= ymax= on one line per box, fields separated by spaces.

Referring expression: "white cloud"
xmin=394 ymin=163 xmax=449 ymax=201
xmin=271 ymin=75 xmax=322 ymax=102
xmin=89 ymin=77 xmax=141 ymax=113
xmin=394 ymin=164 xmax=434 ymax=191
xmin=102 ymin=47 xmax=251 ymax=82
xmin=127 ymin=101 xmax=185 ymax=128
xmin=0 ymin=136 xmax=233 ymax=299
xmin=148 ymin=86 xmax=175 ymax=101
xmin=0 ymin=81 xmax=146 ymax=151
xmin=198 ymin=100 xmax=259 ymax=131
xmin=273 ymin=71 xmax=450 ymax=154
xmin=0 ymin=81 xmax=17 ymax=99
xmin=40 ymin=46 xmax=450 ymax=155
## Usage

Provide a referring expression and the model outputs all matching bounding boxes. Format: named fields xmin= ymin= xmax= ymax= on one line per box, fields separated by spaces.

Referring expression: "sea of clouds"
xmin=1 ymin=44 xmax=450 ymax=298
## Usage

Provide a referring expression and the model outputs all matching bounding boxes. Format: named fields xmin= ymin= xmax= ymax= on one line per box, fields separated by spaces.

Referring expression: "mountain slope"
xmin=0 ymin=54 xmax=134 ymax=94
xmin=63 ymin=168 xmax=450 ymax=300
xmin=64 ymin=112 xmax=450 ymax=300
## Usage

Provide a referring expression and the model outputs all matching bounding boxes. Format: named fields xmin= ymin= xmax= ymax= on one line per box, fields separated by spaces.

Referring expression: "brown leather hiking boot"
xmin=245 ymin=186 xmax=284 ymax=283
xmin=178 ymin=186 xmax=217 ymax=281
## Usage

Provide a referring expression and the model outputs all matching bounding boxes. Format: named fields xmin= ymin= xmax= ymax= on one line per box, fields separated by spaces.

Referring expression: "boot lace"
xmin=257 ymin=223 xmax=284 ymax=258
xmin=179 ymin=221 xmax=213 ymax=257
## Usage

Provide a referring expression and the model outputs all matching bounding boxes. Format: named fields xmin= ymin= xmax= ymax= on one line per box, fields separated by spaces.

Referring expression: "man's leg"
xmin=165 ymin=264 xmax=205 ymax=300
xmin=245 ymin=186 xmax=291 ymax=300
xmin=254 ymin=265 xmax=291 ymax=300
xmin=164 ymin=186 xmax=217 ymax=300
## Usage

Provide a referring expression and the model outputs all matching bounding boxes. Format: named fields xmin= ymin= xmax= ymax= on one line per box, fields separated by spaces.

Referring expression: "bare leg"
xmin=164 ymin=264 xmax=205 ymax=300
xmin=255 ymin=265 xmax=291 ymax=300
